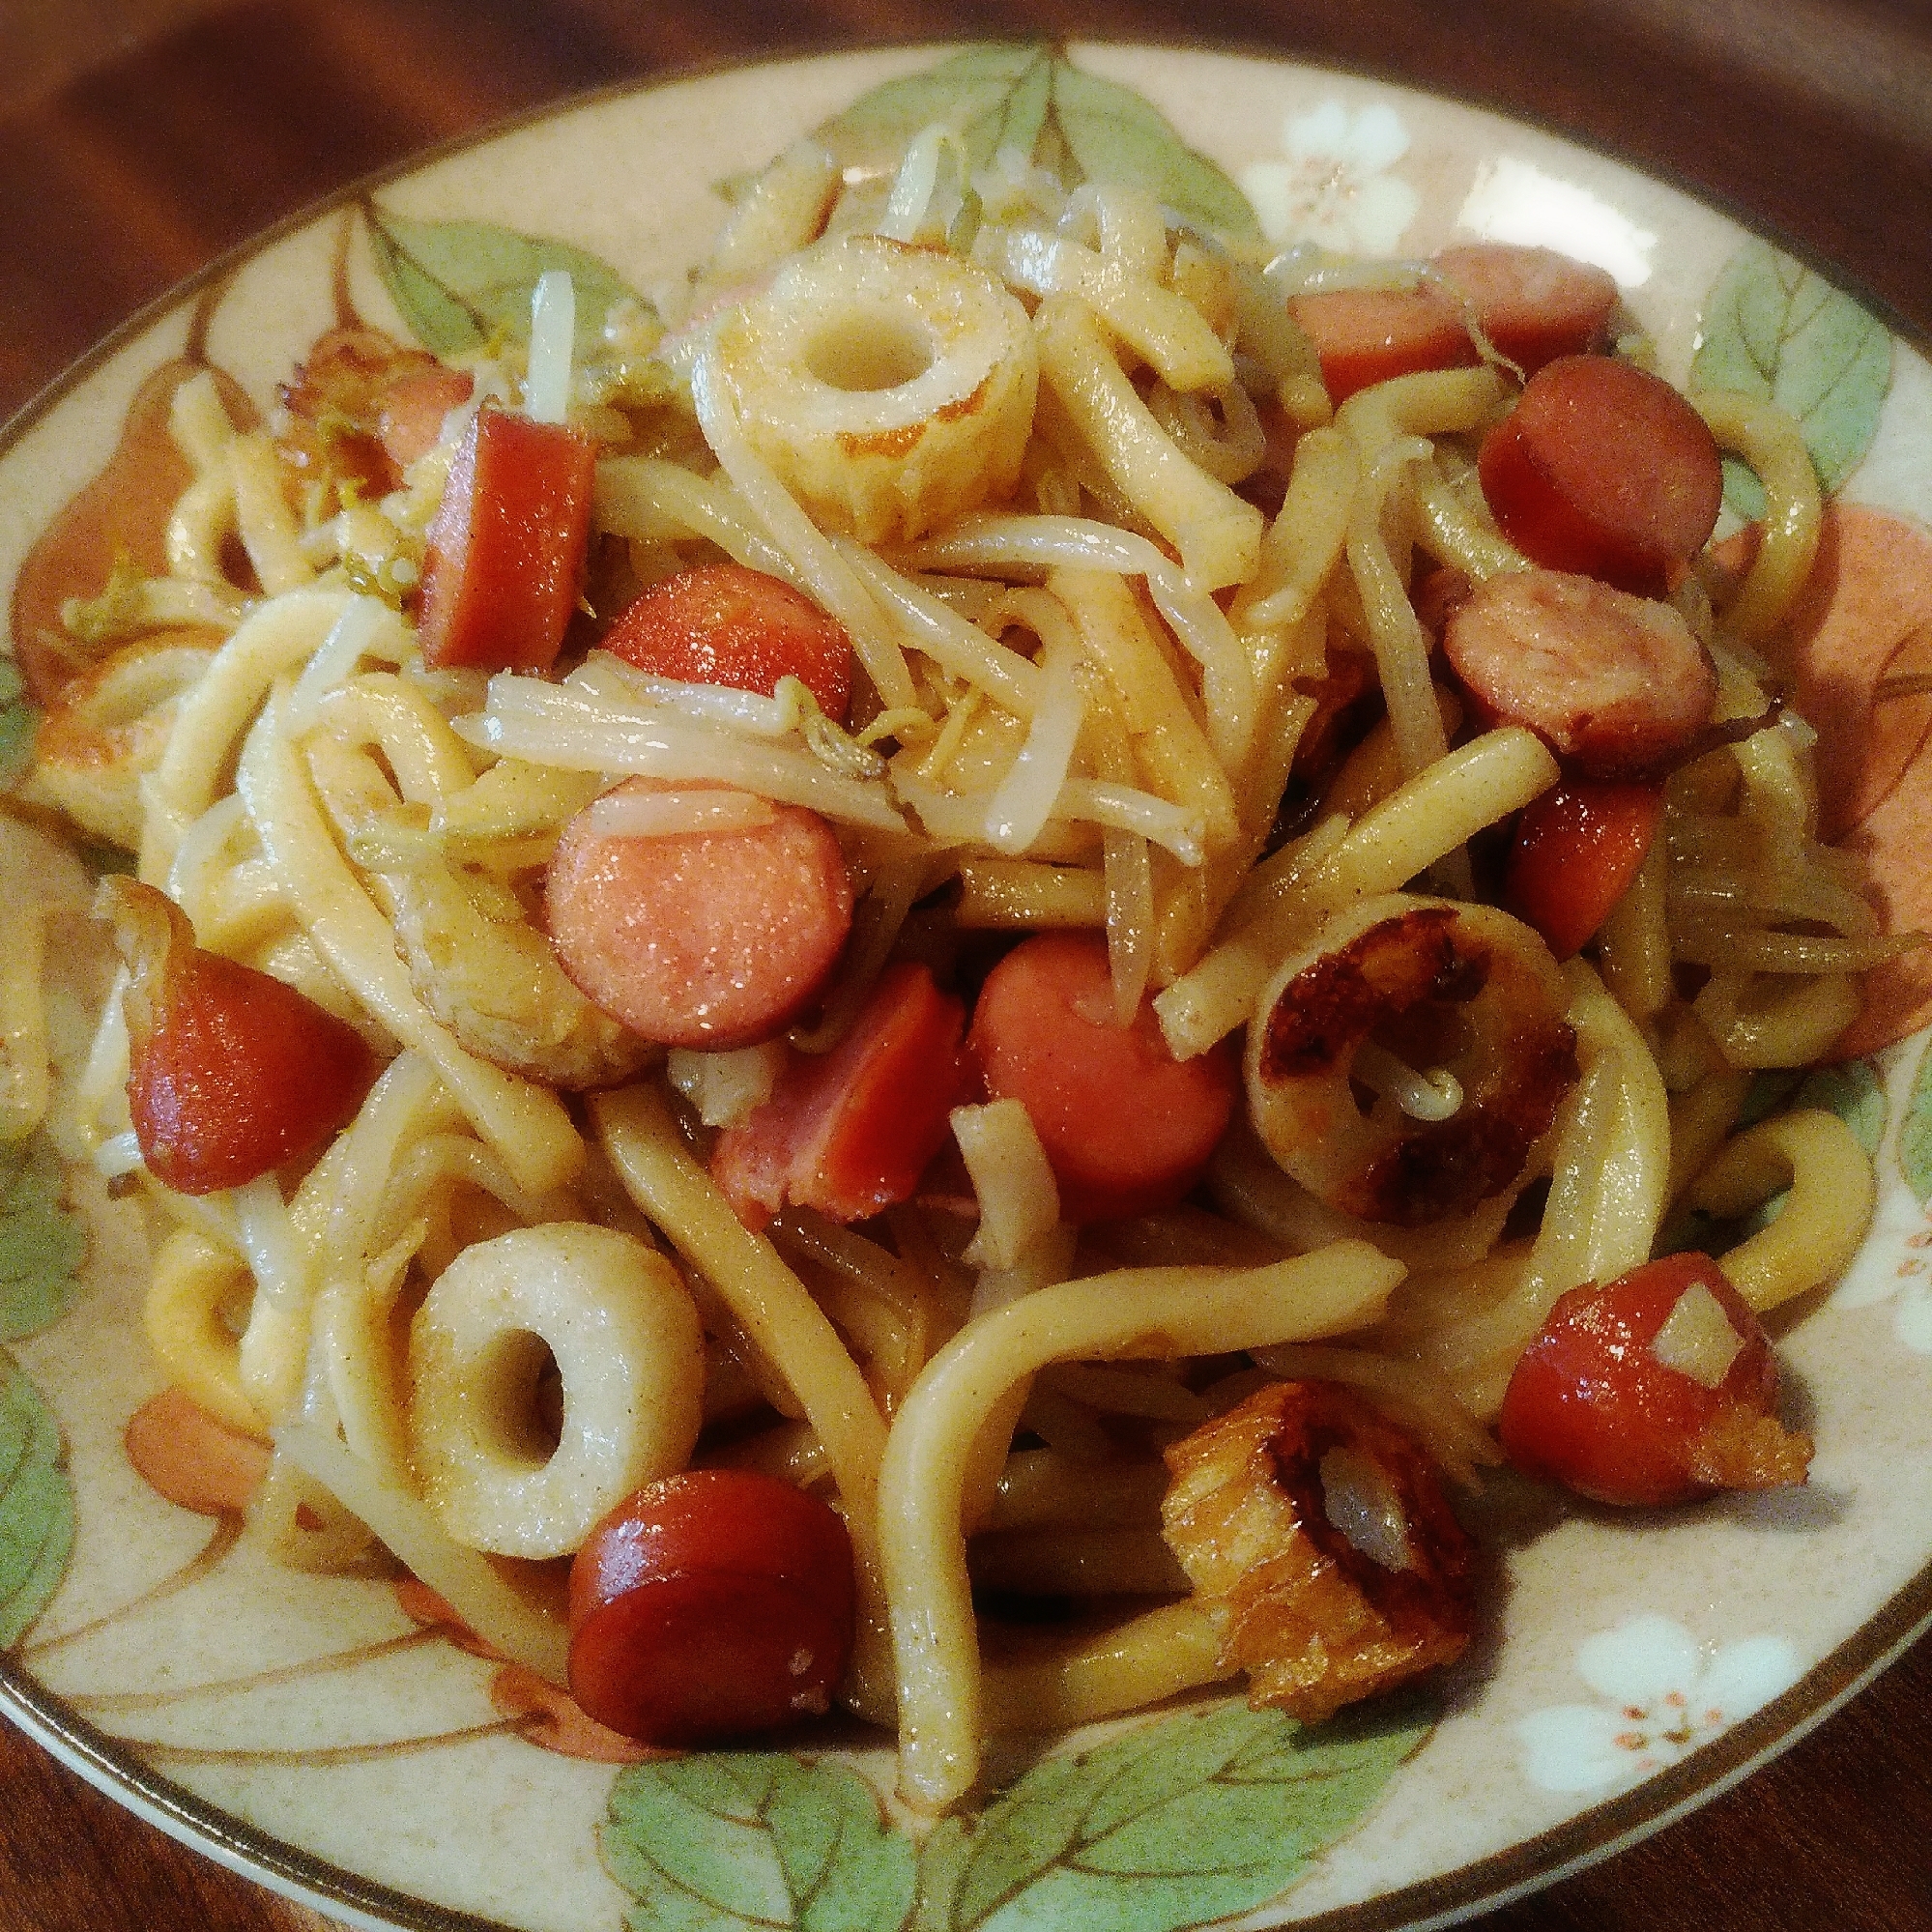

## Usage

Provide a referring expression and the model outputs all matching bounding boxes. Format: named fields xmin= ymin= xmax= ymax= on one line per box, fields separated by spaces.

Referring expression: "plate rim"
xmin=2 ymin=34 xmax=1929 ymax=1932
xmin=7 ymin=1550 xmax=1931 ymax=1932
xmin=4 ymin=29 xmax=1928 ymax=450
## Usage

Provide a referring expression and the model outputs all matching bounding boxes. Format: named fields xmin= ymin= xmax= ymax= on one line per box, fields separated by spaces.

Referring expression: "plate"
xmin=3 ymin=40 xmax=1931 ymax=1932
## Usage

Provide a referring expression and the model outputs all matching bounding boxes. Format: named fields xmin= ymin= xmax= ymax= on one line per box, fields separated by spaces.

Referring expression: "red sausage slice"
xmin=568 ymin=1470 xmax=856 ymax=1745
xmin=1498 ymin=1254 xmax=1811 ymax=1507
xmin=603 ymin=563 xmax=854 ymax=723
xmin=545 ymin=777 xmax=852 ymax=1051
xmin=969 ymin=933 xmax=1237 ymax=1222
xmin=711 ymin=961 xmax=969 ymax=1229
xmin=1503 ymin=779 xmax=1665 ymax=959
xmin=104 ymin=878 xmax=377 ymax=1196
xmin=1286 ymin=287 xmax=1479 ymax=406
xmin=1431 ymin=245 xmax=1619 ymax=374
xmin=1443 ymin=567 xmax=1716 ymax=779
xmin=418 ymin=406 xmax=596 ymax=672
xmin=1478 ymin=355 xmax=1723 ymax=595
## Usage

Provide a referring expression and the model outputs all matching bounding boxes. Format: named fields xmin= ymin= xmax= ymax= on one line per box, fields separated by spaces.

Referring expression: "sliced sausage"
xmin=279 ymin=325 xmax=470 ymax=500
xmin=418 ymin=406 xmax=596 ymax=673
xmin=1286 ymin=287 xmax=1479 ymax=407
xmin=969 ymin=932 xmax=1238 ymax=1222
xmin=710 ymin=961 xmax=969 ymax=1229
xmin=545 ymin=777 xmax=853 ymax=1050
xmin=1443 ymin=567 xmax=1716 ymax=779
xmin=1503 ymin=779 xmax=1665 ymax=959
xmin=602 ymin=562 xmax=854 ymax=721
xmin=1431 ymin=245 xmax=1619 ymax=374
xmin=101 ymin=877 xmax=378 ymax=1196
xmin=1477 ymin=355 xmax=1723 ymax=595
xmin=568 ymin=1469 xmax=856 ymax=1745
xmin=1498 ymin=1254 xmax=1810 ymax=1507
xmin=1410 ymin=564 xmax=1474 ymax=643
xmin=378 ymin=365 xmax=475 ymax=475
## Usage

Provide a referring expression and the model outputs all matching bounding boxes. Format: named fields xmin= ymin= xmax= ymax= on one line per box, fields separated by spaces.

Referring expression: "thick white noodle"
xmin=879 ymin=1243 xmax=1403 ymax=1810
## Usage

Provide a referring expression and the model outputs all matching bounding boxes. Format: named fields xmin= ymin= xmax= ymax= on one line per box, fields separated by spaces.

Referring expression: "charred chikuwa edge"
xmin=1257 ymin=908 xmax=1473 ymax=1082
xmin=1349 ymin=1015 xmax=1576 ymax=1225
xmin=1257 ymin=907 xmax=1580 ymax=1225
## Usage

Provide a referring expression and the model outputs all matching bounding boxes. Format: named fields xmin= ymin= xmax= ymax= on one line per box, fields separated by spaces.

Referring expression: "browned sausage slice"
xmin=968 ymin=933 xmax=1238 ymax=1223
xmin=1442 ymin=568 xmax=1716 ymax=778
xmin=1477 ymin=355 xmax=1723 ymax=596
xmin=1431 ymin=245 xmax=1619 ymax=374
xmin=1286 ymin=287 xmax=1479 ymax=406
xmin=418 ymin=407 xmax=596 ymax=673
xmin=545 ymin=778 xmax=853 ymax=1050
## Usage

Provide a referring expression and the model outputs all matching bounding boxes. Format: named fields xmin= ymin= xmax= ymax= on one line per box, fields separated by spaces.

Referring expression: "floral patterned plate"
xmin=4 ymin=40 xmax=1932 ymax=1932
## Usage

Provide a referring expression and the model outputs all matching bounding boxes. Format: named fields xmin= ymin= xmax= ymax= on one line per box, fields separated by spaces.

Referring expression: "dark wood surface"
xmin=4 ymin=4 xmax=1932 ymax=1929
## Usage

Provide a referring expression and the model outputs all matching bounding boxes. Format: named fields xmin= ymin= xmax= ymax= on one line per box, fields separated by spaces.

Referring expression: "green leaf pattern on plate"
xmin=0 ymin=1131 xmax=90 ymax=1343
xmin=604 ymin=1705 xmax=1423 ymax=1932
xmin=1740 ymin=1059 xmax=1887 ymax=1156
xmin=923 ymin=1704 xmax=1426 ymax=1932
xmin=1048 ymin=64 xmax=1258 ymax=241
xmin=364 ymin=206 xmax=648 ymax=362
xmin=603 ymin=1752 xmax=918 ymax=1932
xmin=816 ymin=45 xmax=1055 ymax=179
xmin=0 ymin=1348 xmax=73 ymax=1650
xmin=816 ymin=44 xmax=1257 ymax=241
xmin=1691 ymin=239 xmax=1891 ymax=520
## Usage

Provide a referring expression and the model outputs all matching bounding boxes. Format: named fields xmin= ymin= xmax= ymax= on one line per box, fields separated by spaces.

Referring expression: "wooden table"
xmin=3 ymin=4 xmax=1931 ymax=1929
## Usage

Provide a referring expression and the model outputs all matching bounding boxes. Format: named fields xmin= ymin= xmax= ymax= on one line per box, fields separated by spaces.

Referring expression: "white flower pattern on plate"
xmin=1239 ymin=101 xmax=1420 ymax=254
xmin=1517 ymin=1615 xmax=1801 ymax=1796
xmin=1832 ymin=1193 xmax=1932 ymax=1354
